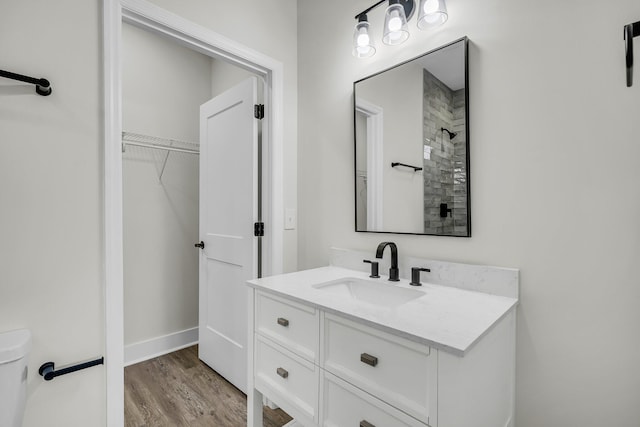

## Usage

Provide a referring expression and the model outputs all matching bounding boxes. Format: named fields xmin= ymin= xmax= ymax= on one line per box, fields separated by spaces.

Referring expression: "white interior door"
xmin=198 ymin=77 xmax=259 ymax=393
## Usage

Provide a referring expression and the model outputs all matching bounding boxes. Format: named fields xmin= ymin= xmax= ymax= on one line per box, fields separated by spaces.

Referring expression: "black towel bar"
xmin=624 ymin=20 xmax=640 ymax=87
xmin=0 ymin=69 xmax=52 ymax=96
xmin=391 ymin=162 xmax=422 ymax=172
xmin=39 ymin=357 xmax=104 ymax=381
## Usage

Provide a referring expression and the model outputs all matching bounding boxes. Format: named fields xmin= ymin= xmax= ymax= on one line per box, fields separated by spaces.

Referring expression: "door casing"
xmin=103 ymin=1 xmax=285 ymax=425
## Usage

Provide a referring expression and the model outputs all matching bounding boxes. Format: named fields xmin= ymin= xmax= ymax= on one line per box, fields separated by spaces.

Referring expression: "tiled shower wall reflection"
xmin=423 ymin=70 xmax=467 ymax=235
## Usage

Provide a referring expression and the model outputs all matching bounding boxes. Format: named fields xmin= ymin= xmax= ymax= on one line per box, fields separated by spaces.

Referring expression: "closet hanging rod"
xmin=122 ymin=131 xmax=199 ymax=155
xmin=123 ymin=140 xmax=199 ymax=155
xmin=0 ymin=69 xmax=52 ymax=96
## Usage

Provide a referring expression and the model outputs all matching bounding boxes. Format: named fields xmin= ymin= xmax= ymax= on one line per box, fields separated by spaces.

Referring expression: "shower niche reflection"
xmin=354 ymin=37 xmax=470 ymax=236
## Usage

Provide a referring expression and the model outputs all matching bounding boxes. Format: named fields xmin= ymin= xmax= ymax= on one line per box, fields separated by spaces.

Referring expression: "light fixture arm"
xmin=355 ymin=0 xmax=415 ymax=22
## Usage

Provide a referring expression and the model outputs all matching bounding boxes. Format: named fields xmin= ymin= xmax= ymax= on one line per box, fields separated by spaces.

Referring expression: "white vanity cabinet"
xmin=247 ymin=264 xmax=518 ymax=427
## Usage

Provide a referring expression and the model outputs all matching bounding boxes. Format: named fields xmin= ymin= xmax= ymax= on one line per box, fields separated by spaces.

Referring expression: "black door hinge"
xmin=254 ymin=104 xmax=264 ymax=120
xmin=254 ymin=222 xmax=265 ymax=237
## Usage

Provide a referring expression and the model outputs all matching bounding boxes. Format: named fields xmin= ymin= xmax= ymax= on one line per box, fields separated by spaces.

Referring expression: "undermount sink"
xmin=312 ymin=277 xmax=424 ymax=307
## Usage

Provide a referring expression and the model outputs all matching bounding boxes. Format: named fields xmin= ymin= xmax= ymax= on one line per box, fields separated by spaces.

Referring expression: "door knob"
xmin=194 ymin=241 xmax=205 ymax=249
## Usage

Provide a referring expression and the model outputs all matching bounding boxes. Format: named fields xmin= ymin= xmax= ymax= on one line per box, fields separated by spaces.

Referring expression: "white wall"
xmin=211 ymin=58 xmax=256 ymax=98
xmin=297 ymin=1 xmax=640 ymax=426
xmin=0 ymin=0 xmax=298 ymax=425
xmin=122 ymin=23 xmax=206 ymax=347
xmin=357 ymin=62 xmax=424 ymax=232
xmin=0 ymin=2 xmax=104 ymax=426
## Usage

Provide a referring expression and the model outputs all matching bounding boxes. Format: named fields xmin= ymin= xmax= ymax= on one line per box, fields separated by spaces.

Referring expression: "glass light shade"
xmin=417 ymin=0 xmax=448 ymax=30
xmin=382 ymin=3 xmax=410 ymax=46
xmin=352 ymin=20 xmax=376 ymax=58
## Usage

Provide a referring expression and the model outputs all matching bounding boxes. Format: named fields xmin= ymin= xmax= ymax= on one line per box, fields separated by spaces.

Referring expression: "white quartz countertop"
xmin=247 ymin=266 xmax=518 ymax=356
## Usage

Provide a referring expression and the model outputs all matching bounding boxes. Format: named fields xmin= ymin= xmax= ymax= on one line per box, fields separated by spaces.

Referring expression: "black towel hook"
xmin=624 ymin=20 xmax=640 ymax=87
xmin=0 ymin=69 xmax=52 ymax=96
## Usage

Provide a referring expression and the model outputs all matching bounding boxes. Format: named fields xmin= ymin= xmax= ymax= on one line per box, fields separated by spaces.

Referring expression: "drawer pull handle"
xmin=360 ymin=421 xmax=376 ymax=427
xmin=277 ymin=317 xmax=289 ymax=327
xmin=276 ymin=367 xmax=289 ymax=379
xmin=360 ymin=353 xmax=378 ymax=367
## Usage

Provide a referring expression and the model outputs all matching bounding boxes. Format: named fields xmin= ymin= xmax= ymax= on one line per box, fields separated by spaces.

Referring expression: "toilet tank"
xmin=0 ymin=329 xmax=31 ymax=427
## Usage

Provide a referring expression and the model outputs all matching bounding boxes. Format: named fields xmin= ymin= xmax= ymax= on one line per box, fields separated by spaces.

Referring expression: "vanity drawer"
xmin=255 ymin=291 xmax=319 ymax=362
xmin=322 ymin=371 xmax=428 ymax=427
xmin=254 ymin=334 xmax=319 ymax=424
xmin=322 ymin=313 xmax=437 ymax=425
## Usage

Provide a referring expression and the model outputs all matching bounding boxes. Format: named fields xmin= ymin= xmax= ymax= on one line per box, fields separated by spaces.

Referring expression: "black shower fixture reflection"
xmin=441 ymin=127 xmax=457 ymax=140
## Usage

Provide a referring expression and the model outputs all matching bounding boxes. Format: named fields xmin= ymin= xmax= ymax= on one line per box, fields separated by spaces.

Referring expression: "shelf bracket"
xmin=158 ymin=141 xmax=173 ymax=182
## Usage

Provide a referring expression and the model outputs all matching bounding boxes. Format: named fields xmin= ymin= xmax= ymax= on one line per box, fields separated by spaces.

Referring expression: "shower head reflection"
xmin=441 ymin=127 xmax=457 ymax=140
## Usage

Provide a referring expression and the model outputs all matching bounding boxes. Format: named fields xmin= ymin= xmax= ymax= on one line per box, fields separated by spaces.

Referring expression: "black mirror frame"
xmin=353 ymin=36 xmax=470 ymax=237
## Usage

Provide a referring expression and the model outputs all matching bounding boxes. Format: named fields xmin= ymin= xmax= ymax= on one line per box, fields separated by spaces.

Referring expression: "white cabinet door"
xmin=198 ymin=77 xmax=259 ymax=394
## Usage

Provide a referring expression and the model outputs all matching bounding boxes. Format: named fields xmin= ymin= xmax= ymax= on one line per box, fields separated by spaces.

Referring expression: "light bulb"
xmin=388 ymin=11 xmax=402 ymax=32
xmin=357 ymin=29 xmax=370 ymax=47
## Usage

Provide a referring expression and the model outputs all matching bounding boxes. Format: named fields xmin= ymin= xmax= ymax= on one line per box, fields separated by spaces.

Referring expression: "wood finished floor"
xmin=124 ymin=345 xmax=292 ymax=427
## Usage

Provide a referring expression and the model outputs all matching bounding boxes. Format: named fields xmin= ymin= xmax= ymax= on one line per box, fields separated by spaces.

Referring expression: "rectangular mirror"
xmin=354 ymin=37 xmax=470 ymax=236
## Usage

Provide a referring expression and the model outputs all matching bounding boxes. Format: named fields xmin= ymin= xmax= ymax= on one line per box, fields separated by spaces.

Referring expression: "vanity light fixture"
xmin=353 ymin=14 xmax=376 ymax=58
xmin=352 ymin=0 xmax=449 ymax=58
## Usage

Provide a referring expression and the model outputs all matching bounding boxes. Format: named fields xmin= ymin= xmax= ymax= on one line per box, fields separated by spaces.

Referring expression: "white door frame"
xmin=355 ymin=97 xmax=384 ymax=230
xmin=103 ymin=1 xmax=284 ymax=425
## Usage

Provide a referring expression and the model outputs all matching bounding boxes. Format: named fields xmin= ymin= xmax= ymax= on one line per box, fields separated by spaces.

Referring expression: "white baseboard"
xmin=124 ymin=327 xmax=198 ymax=366
xmin=283 ymin=421 xmax=302 ymax=427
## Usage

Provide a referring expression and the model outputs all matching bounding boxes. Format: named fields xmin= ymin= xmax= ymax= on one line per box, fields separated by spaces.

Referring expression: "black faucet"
xmin=375 ymin=242 xmax=399 ymax=281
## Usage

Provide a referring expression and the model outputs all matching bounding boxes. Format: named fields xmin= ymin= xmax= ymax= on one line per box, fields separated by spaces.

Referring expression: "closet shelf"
xmin=121 ymin=131 xmax=199 ymax=155
xmin=122 ymin=131 xmax=199 ymax=182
